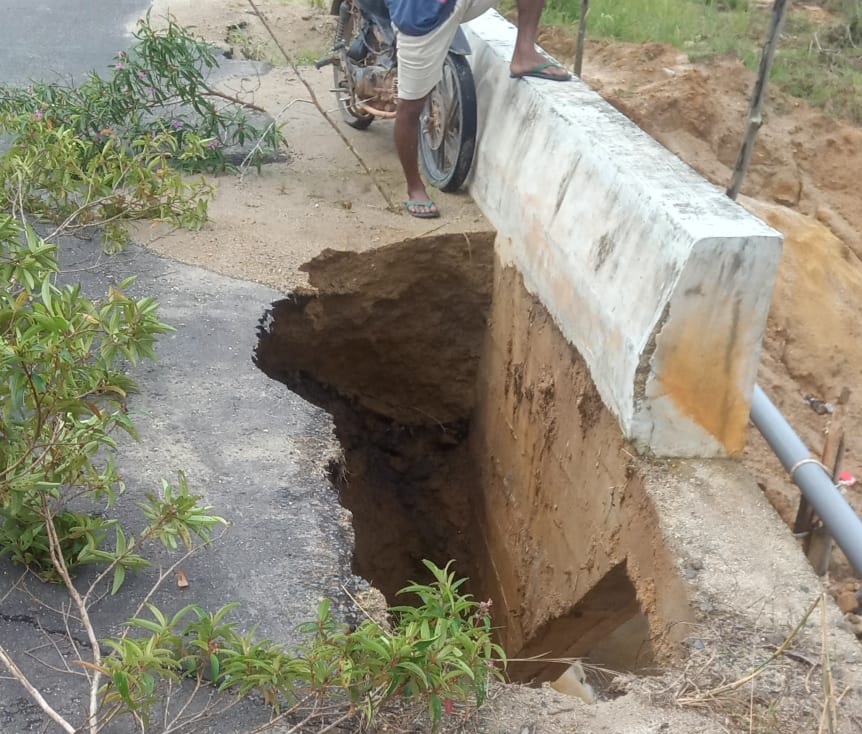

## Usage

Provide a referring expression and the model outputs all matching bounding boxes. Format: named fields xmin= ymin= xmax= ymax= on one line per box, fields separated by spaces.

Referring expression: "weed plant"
xmin=98 ymin=561 xmax=505 ymax=730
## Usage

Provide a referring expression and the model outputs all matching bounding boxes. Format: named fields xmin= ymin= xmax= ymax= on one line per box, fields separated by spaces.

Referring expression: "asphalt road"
xmin=0 ymin=5 xmax=357 ymax=732
xmin=0 ymin=0 xmax=150 ymax=84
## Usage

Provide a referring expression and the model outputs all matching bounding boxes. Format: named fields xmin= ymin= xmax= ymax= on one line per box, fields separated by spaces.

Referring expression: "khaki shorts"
xmin=395 ymin=0 xmax=498 ymax=101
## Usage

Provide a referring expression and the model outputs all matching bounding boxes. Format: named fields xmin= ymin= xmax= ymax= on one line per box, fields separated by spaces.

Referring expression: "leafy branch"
xmin=0 ymin=12 xmax=286 ymax=251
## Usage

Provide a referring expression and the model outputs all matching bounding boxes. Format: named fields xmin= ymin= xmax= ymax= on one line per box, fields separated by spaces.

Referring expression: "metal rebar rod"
xmin=750 ymin=384 xmax=862 ymax=577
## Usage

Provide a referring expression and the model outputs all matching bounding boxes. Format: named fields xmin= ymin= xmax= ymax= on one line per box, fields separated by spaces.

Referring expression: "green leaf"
xmin=40 ymin=278 xmax=53 ymax=313
xmin=396 ymin=661 xmax=430 ymax=686
xmin=429 ymin=694 xmax=443 ymax=725
xmin=113 ymin=670 xmax=131 ymax=704
xmin=447 ymin=656 xmax=476 ymax=680
xmin=111 ymin=564 xmax=126 ymax=594
xmin=126 ymin=617 xmax=164 ymax=634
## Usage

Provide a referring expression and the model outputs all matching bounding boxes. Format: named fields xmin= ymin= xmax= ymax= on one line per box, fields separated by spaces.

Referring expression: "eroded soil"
xmin=254 ymin=233 xmax=495 ymax=601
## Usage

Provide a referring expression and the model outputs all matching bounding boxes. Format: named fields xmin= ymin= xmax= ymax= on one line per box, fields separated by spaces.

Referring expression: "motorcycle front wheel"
xmin=332 ymin=0 xmax=374 ymax=130
xmin=418 ymin=52 xmax=477 ymax=193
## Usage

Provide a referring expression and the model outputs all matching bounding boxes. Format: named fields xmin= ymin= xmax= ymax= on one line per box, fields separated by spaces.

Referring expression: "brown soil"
xmin=254 ymin=233 xmax=494 ymax=602
xmin=469 ymin=262 xmax=687 ymax=682
xmin=255 ymin=232 xmax=496 ymax=426
xmin=253 ymin=237 xmax=686 ymax=687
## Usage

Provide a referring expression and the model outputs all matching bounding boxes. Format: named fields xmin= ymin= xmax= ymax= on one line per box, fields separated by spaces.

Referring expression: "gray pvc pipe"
xmin=750 ymin=384 xmax=862 ymax=577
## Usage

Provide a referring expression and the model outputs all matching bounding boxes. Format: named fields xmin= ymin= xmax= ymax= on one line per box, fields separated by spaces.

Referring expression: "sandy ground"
xmin=137 ymin=0 xmax=862 ymax=729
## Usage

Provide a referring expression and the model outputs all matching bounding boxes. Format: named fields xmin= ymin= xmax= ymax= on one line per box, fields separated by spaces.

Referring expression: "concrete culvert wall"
xmin=254 ymin=232 xmax=691 ymax=684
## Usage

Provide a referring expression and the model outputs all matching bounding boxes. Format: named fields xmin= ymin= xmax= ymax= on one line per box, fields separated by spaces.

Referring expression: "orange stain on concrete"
xmin=655 ymin=299 xmax=752 ymax=455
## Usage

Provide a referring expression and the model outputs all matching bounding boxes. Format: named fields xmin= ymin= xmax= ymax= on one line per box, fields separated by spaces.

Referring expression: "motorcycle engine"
xmin=353 ymin=65 xmax=398 ymax=116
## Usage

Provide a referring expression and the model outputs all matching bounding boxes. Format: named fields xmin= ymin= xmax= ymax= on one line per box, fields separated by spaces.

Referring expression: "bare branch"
xmin=0 ymin=645 xmax=76 ymax=734
xmin=237 ymin=98 xmax=309 ymax=180
xmin=201 ymin=86 xmax=267 ymax=113
xmin=245 ymin=0 xmax=399 ymax=212
xmin=42 ymin=497 xmax=102 ymax=734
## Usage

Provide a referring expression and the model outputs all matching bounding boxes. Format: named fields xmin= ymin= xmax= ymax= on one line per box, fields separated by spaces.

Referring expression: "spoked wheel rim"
xmin=418 ymin=53 xmax=477 ymax=192
xmin=421 ymin=62 xmax=462 ymax=172
xmin=333 ymin=60 xmax=373 ymax=122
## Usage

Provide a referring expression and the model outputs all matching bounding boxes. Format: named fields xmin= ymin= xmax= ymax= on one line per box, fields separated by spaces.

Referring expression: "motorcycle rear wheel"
xmin=418 ymin=52 xmax=477 ymax=193
xmin=332 ymin=0 xmax=374 ymax=130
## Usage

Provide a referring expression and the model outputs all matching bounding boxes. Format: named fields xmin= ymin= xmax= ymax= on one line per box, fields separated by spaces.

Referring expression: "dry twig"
xmin=818 ymin=591 xmax=838 ymax=734
xmin=43 ymin=497 xmax=102 ymax=734
xmin=245 ymin=0 xmax=399 ymax=212
xmin=678 ymin=595 xmax=820 ymax=705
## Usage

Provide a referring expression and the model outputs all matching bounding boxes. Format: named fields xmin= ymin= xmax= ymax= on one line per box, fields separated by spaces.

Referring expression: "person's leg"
xmin=394 ymin=4 xmax=467 ymax=217
xmin=510 ymin=0 xmax=570 ymax=78
xmin=394 ymin=96 xmax=437 ymax=216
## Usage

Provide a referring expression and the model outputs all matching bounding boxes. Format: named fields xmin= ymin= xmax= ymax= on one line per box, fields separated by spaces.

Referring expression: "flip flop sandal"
xmin=404 ymin=200 xmax=441 ymax=219
xmin=510 ymin=61 xmax=572 ymax=82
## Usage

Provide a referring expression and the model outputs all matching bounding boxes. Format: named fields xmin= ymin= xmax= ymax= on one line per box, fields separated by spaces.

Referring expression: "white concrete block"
xmin=463 ymin=11 xmax=783 ymax=457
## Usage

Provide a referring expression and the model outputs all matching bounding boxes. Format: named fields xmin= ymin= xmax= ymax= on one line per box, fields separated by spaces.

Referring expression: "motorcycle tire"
xmin=332 ymin=0 xmax=374 ymax=130
xmin=418 ymin=52 xmax=478 ymax=193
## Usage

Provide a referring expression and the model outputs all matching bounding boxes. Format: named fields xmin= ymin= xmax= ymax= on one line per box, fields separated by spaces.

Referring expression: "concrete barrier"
xmin=463 ymin=12 xmax=783 ymax=457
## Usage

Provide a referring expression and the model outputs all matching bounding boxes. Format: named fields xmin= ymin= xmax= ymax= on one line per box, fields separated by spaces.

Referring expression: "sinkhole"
xmin=254 ymin=233 xmax=683 ymax=684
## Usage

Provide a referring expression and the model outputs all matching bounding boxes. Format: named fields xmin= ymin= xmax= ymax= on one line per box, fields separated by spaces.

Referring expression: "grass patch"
xmin=293 ymin=48 xmax=322 ymax=65
xmin=529 ymin=0 xmax=862 ymax=122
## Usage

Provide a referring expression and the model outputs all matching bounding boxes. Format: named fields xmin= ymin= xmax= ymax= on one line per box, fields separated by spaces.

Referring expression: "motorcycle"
xmin=316 ymin=0 xmax=478 ymax=192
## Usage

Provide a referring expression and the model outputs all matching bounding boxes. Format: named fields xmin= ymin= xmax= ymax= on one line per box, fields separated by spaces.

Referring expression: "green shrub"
xmin=98 ymin=561 xmax=506 ymax=729
xmin=0 ymin=13 xmax=285 ymax=251
xmin=0 ymin=216 xmax=224 ymax=589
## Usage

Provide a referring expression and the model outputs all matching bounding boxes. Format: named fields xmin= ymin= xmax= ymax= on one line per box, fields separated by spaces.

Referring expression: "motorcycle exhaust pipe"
xmin=357 ymin=103 xmax=397 ymax=119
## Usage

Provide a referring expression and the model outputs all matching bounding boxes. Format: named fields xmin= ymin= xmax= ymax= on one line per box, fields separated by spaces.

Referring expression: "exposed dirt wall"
xmin=471 ymin=250 xmax=692 ymax=681
xmin=255 ymin=232 xmax=692 ymax=683
xmin=255 ymin=232 xmax=495 ymax=426
xmin=254 ymin=233 xmax=495 ymax=600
